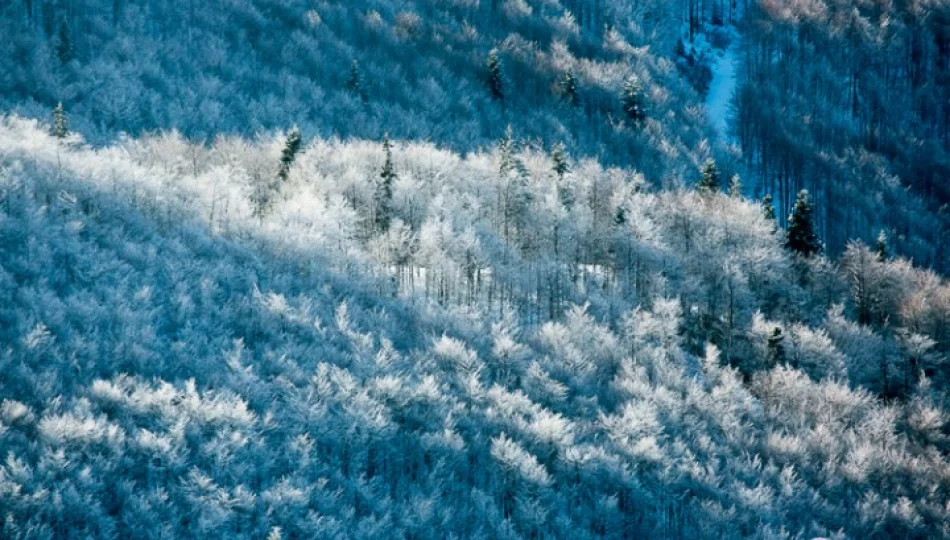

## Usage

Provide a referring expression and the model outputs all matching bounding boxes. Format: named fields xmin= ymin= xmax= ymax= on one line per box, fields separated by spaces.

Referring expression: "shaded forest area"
xmin=735 ymin=0 xmax=950 ymax=269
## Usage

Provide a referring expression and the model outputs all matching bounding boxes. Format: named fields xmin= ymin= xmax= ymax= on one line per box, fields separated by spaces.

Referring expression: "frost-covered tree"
xmin=52 ymin=102 xmax=68 ymax=139
xmin=728 ymin=174 xmax=742 ymax=198
xmin=498 ymin=127 xmax=530 ymax=246
xmin=277 ymin=128 xmax=302 ymax=183
xmin=786 ymin=190 xmax=821 ymax=257
xmin=487 ymin=49 xmax=505 ymax=102
xmin=375 ymin=135 xmax=396 ymax=233
xmin=766 ymin=327 xmax=785 ymax=367
xmin=698 ymin=158 xmax=720 ymax=193
xmin=762 ymin=194 xmax=776 ymax=222
xmin=875 ymin=229 xmax=889 ymax=261
xmin=560 ymin=70 xmax=578 ymax=107
xmin=842 ymin=241 xmax=901 ymax=328
xmin=621 ymin=75 xmax=646 ymax=127
xmin=499 ymin=125 xmax=515 ymax=178
xmin=551 ymin=142 xmax=569 ymax=179
xmin=346 ymin=60 xmax=364 ymax=99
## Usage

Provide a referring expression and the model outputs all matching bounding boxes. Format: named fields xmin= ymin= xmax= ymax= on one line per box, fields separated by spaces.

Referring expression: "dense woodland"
xmin=736 ymin=0 xmax=950 ymax=268
xmin=2 ymin=0 xmax=950 ymax=538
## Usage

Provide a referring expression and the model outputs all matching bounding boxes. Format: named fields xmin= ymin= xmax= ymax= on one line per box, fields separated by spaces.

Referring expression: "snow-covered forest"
xmin=2 ymin=0 xmax=950 ymax=538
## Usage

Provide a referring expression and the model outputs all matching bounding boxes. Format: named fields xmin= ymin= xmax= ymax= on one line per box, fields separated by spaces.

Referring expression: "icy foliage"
xmin=0 ymin=114 xmax=949 ymax=538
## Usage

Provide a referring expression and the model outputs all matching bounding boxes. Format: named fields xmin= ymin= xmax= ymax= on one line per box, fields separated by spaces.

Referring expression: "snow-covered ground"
xmin=706 ymin=41 xmax=738 ymax=142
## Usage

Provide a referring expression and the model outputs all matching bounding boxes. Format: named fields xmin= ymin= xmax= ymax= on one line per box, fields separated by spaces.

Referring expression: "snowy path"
xmin=706 ymin=41 xmax=738 ymax=142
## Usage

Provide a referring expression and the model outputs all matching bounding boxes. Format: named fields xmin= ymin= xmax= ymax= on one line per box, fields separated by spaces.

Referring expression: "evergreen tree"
xmin=766 ymin=327 xmax=785 ymax=367
xmin=499 ymin=125 xmax=515 ymax=177
xmin=52 ymin=102 xmax=68 ymax=140
xmin=762 ymin=194 xmax=776 ymax=222
xmin=875 ymin=229 xmax=889 ymax=261
xmin=786 ymin=190 xmax=821 ymax=257
xmin=698 ymin=159 xmax=720 ymax=193
xmin=728 ymin=174 xmax=742 ymax=198
xmin=551 ymin=143 xmax=572 ymax=209
xmin=56 ymin=20 xmax=73 ymax=65
xmin=614 ymin=204 xmax=626 ymax=226
xmin=375 ymin=135 xmax=397 ymax=233
xmin=277 ymin=128 xmax=302 ymax=182
xmin=551 ymin=142 xmax=569 ymax=179
xmin=346 ymin=60 xmax=364 ymax=98
xmin=561 ymin=70 xmax=578 ymax=107
xmin=621 ymin=75 xmax=646 ymax=127
xmin=487 ymin=49 xmax=504 ymax=101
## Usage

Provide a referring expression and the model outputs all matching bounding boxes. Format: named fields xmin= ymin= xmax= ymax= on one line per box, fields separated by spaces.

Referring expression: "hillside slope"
xmin=734 ymin=0 xmax=950 ymax=269
xmin=1 ymin=116 xmax=950 ymax=538
xmin=0 ymin=0 xmax=713 ymax=178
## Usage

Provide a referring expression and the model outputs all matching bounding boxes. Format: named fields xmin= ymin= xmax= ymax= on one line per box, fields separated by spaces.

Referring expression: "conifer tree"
xmin=728 ymin=174 xmax=742 ymax=198
xmin=375 ymin=135 xmax=397 ymax=233
xmin=561 ymin=70 xmax=578 ymax=107
xmin=551 ymin=142 xmax=569 ymax=179
xmin=786 ymin=189 xmax=821 ymax=257
xmin=52 ymin=102 xmax=68 ymax=140
xmin=346 ymin=60 xmax=364 ymax=99
xmin=698 ymin=159 xmax=720 ymax=193
xmin=487 ymin=49 xmax=504 ymax=101
xmin=56 ymin=20 xmax=73 ymax=65
xmin=621 ymin=75 xmax=646 ymax=127
xmin=766 ymin=327 xmax=785 ymax=367
xmin=551 ymin=142 xmax=572 ymax=209
xmin=499 ymin=125 xmax=515 ymax=178
xmin=277 ymin=128 xmax=302 ymax=182
xmin=875 ymin=229 xmax=889 ymax=261
xmin=762 ymin=194 xmax=776 ymax=222
xmin=614 ymin=204 xmax=626 ymax=226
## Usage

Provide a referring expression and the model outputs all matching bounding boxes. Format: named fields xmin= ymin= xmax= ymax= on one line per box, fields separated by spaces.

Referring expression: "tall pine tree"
xmin=551 ymin=142 xmax=569 ymax=179
xmin=621 ymin=75 xmax=646 ymax=127
xmin=52 ymin=102 xmax=68 ymax=139
xmin=728 ymin=174 xmax=742 ymax=198
xmin=277 ymin=128 xmax=302 ymax=182
xmin=875 ymin=229 xmax=889 ymax=261
xmin=375 ymin=135 xmax=397 ymax=233
xmin=551 ymin=142 xmax=572 ymax=209
xmin=561 ymin=70 xmax=578 ymax=107
xmin=762 ymin=194 xmax=776 ymax=222
xmin=766 ymin=327 xmax=785 ymax=367
xmin=698 ymin=159 xmax=720 ymax=193
xmin=487 ymin=49 xmax=504 ymax=102
xmin=499 ymin=125 xmax=515 ymax=177
xmin=346 ymin=60 xmax=364 ymax=99
xmin=786 ymin=190 xmax=821 ymax=257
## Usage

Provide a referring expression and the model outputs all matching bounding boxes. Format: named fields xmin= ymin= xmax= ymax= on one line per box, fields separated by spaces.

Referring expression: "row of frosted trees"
xmin=28 ymin=103 xmax=937 ymax=398
xmin=35 ymin=98 xmax=948 ymax=400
